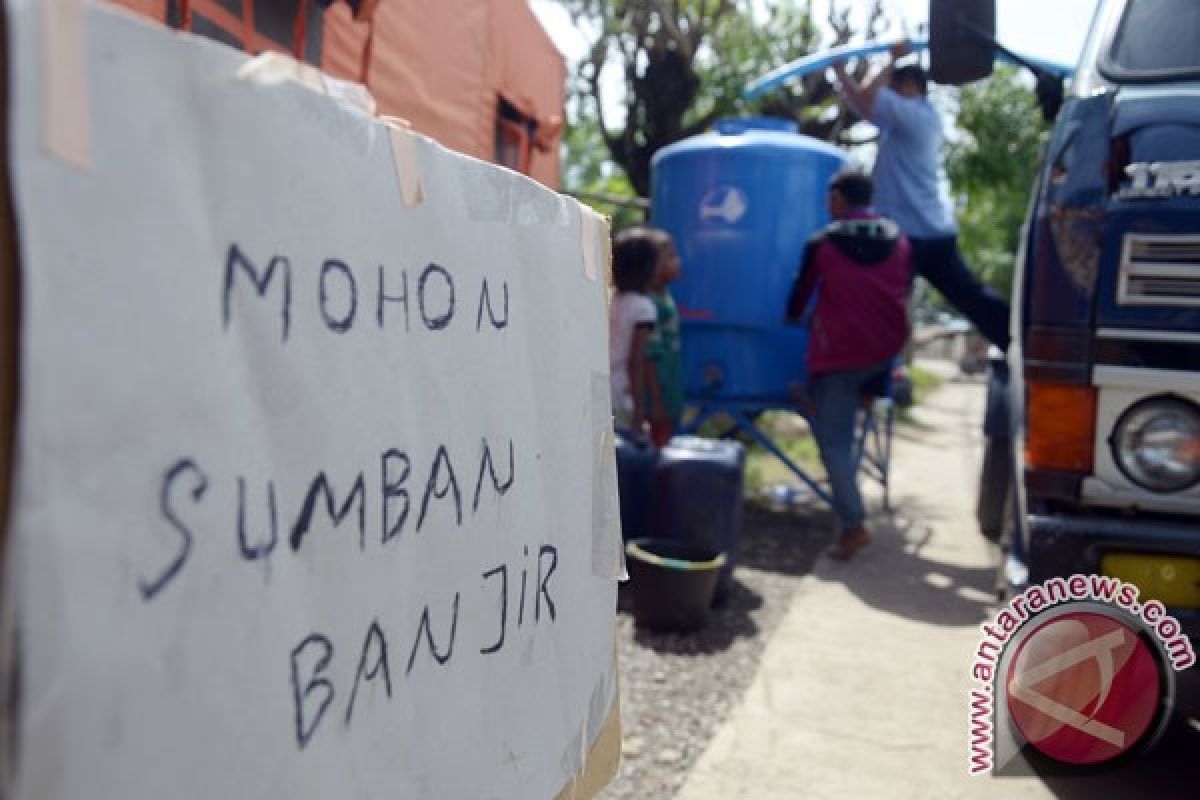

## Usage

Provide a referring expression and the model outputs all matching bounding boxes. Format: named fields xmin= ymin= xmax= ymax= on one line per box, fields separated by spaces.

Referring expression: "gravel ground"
xmin=598 ymin=502 xmax=836 ymax=799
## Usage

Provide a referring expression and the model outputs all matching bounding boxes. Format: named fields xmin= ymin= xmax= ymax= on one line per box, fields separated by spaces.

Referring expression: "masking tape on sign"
xmin=579 ymin=206 xmax=600 ymax=282
xmin=238 ymin=54 xmax=419 ymax=206
xmin=237 ymin=53 xmax=377 ymax=117
xmin=237 ymin=52 xmax=326 ymax=93
xmin=590 ymin=371 xmax=625 ymax=582
xmin=42 ymin=0 xmax=92 ymax=170
xmin=46 ymin=9 xmax=414 ymax=204
xmin=383 ymin=122 xmax=426 ymax=208
xmin=554 ymin=649 xmax=621 ymax=800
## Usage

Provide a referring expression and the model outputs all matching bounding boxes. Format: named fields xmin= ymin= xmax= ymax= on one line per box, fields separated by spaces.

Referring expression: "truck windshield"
xmin=1107 ymin=0 xmax=1200 ymax=78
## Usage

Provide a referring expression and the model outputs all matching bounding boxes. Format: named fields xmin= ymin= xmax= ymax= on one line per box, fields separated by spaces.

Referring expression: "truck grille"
xmin=1118 ymin=233 xmax=1200 ymax=306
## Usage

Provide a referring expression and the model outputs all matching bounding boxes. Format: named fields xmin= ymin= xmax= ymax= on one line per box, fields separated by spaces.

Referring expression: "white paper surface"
xmin=5 ymin=2 xmax=618 ymax=798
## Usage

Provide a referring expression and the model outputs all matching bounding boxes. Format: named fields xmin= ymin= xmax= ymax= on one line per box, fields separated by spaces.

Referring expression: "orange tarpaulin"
xmin=324 ymin=0 xmax=565 ymax=187
xmin=489 ymin=0 xmax=565 ymax=187
xmin=340 ymin=0 xmax=493 ymax=162
xmin=106 ymin=0 xmax=566 ymax=188
xmin=318 ymin=2 xmax=370 ymax=89
xmin=109 ymin=0 xmax=165 ymax=22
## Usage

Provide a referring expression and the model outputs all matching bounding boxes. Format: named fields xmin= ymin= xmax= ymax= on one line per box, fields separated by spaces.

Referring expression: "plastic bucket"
xmin=625 ymin=538 xmax=727 ymax=633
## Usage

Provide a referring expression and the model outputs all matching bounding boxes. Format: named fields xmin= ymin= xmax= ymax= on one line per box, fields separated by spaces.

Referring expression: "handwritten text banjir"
xmin=136 ymin=243 xmax=558 ymax=750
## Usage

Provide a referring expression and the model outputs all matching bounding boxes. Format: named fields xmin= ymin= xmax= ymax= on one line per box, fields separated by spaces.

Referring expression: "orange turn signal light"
xmin=1026 ymin=381 xmax=1097 ymax=473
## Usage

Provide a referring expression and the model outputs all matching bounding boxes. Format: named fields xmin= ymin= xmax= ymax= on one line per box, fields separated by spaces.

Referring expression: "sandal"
xmin=826 ymin=527 xmax=872 ymax=561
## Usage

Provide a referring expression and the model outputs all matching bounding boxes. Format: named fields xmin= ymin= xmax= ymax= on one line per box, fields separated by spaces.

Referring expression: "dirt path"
xmin=670 ymin=381 xmax=1050 ymax=799
xmin=609 ymin=380 xmax=1200 ymax=799
xmin=675 ymin=381 xmax=1200 ymax=799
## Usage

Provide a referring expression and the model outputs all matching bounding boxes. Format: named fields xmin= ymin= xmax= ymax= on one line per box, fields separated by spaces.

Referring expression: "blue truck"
xmin=971 ymin=0 xmax=1200 ymax=643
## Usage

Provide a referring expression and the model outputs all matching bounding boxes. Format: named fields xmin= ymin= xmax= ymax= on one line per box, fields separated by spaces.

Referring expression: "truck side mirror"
xmin=929 ymin=0 xmax=996 ymax=85
xmin=1035 ymin=72 xmax=1065 ymax=124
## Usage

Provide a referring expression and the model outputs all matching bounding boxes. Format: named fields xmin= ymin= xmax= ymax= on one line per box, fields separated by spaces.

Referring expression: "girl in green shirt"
xmin=641 ymin=228 xmax=684 ymax=447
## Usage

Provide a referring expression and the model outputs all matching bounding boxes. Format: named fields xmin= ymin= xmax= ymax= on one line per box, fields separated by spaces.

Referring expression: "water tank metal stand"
xmin=681 ymin=400 xmax=893 ymax=513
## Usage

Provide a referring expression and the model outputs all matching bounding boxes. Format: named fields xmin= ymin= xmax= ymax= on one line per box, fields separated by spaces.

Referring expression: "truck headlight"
xmin=1112 ymin=397 xmax=1200 ymax=493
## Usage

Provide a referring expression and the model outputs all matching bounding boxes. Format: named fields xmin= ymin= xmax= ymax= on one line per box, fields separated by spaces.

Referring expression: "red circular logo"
xmin=1005 ymin=611 xmax=1162 ymax=765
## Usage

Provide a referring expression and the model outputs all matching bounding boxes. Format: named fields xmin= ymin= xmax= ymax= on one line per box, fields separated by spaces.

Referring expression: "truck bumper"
xmin=1022 ymin=513 xmax=1200 ymax=644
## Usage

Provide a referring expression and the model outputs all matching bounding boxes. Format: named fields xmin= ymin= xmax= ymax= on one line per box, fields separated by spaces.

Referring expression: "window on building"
xmin=494 ymin=97 xmax=537 ymax=175
xmin=170 ymin=0 xmax=324 ymax=61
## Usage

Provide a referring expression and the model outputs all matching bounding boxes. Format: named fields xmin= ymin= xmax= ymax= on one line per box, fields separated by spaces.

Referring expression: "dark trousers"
xmin=910 ymin=236 xmax=1011 ymax=351
xmin=809 ymin=361 xmax=892 ymax=530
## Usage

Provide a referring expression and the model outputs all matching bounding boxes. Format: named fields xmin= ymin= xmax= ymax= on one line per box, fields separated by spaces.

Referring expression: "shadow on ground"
xmin=624 ymin=579 xmax=764 ymax=655
xmin=602 ymin=501 xmax=836 ymax=799
xmin=744 ymin=494 xmax=998 ymax=629
xmin=815 ymin=502 xmax=998 ymax=628
xmin=1003 ymin=668 xmax=1200 ymax=799
xmin=738 ymin=503 xmax=835 ymax=576
xmin=626 ymin=492 xmax=996 ymax=636
xmin=618 ymin=502 xmax=832 ymax=655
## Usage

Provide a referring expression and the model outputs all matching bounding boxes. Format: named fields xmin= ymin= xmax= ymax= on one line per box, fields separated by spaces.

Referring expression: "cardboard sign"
xmin=2 ymin=2 xmax=620 ymax=797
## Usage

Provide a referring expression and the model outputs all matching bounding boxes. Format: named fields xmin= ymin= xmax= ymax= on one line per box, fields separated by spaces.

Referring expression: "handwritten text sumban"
xmin=136 ymin=244 xmax=558 ymax=750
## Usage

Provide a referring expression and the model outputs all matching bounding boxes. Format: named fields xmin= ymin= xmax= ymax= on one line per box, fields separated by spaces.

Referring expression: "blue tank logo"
xmin=699 ymin=186 xmax=748 ymax=224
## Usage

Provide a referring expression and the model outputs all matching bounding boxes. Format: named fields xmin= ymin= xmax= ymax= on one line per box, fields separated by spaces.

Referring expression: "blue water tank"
xmin=651 ymin=117 xmax=846 ymax=402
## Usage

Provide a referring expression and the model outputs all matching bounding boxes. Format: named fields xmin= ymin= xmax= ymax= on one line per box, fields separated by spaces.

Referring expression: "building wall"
xmin=106 ymin=0 xmax=565 ymax=189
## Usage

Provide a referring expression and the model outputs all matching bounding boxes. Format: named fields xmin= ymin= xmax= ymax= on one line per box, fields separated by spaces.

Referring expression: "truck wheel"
xmin=976 ymin=435 xmax=1011 ymax=542
xmin=929 ymin=0 xmax=995 ymax=86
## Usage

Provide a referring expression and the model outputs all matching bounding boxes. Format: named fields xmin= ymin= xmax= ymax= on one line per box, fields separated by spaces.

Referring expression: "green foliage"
xmin=908 ymin=364 xmax=943 ymax=405
xmin=559 ymin=0 xmax=884 ymax=198
xmin=563 ymin=112 xmax=608 ymax=189
xmin=564 ymin=115 xmax=646 ymax=230
xmin=944 ymin=66 xmax=1049 ymax=298
xmin=741 ymin=412 xmax=823 ymax=499
xmin=688 ymin=4 xmax=820 ymax=128
xmin=893 ymin=364 xmax=944 ymax=425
